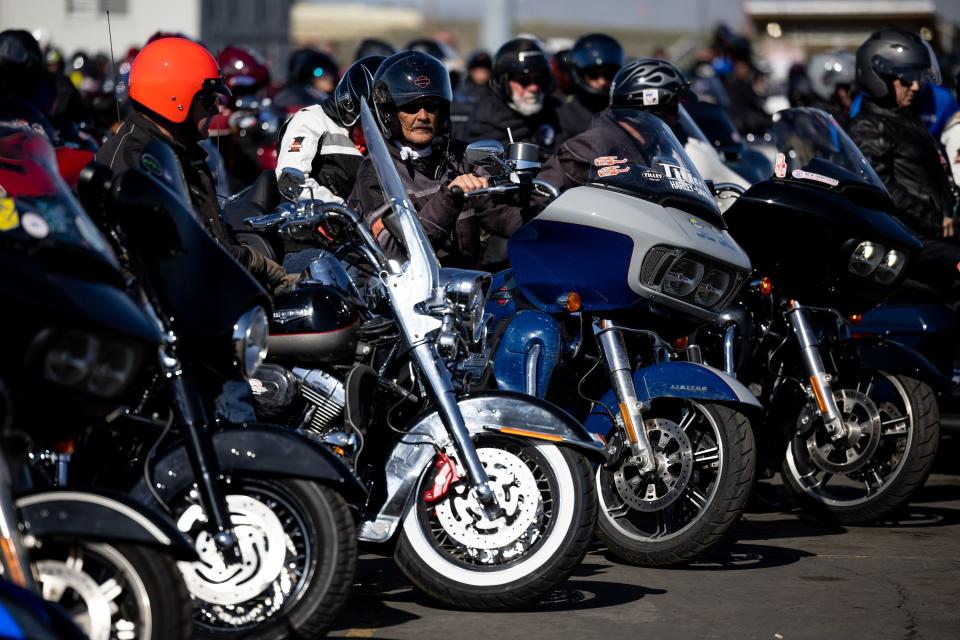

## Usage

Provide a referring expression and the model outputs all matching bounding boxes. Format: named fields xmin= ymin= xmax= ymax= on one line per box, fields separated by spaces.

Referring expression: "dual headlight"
xmin=848 ymin=241 xmax=906 ymax=285
xmin=40 ymin=330 xmax=143 ymax=399
xmin=642 ymin=247 xmax=742 ymax=311
xmin=232 ymin=306 xmax=270 ymax=378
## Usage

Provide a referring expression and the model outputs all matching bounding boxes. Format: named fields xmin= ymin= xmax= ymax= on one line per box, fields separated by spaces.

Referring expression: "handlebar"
xmin=448 ymin=179 xmax=560 ymax=202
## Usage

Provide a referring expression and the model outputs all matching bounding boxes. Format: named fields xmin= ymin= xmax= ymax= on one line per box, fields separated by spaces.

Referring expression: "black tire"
xmin=177 ymin=479 xmax=356 ymax=640
xmin=596 ymin=402 xmax=755 ymax=567
xmin=394 ymin=438 xmax=597 ymax=611
xmin=33 ymin=541 xmax=193 ymax=640
xmin=782 ymin=373 xmax=939 ymax=524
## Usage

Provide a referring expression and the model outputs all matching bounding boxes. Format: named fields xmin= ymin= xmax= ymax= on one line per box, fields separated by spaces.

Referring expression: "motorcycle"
xmin=461 ymin=109 xmax=762 ymax=567
xmin=71 ymin=139 xmax=363 ymax=639
xmin=237 ymin=101 xmax=604 ymax=610
xmin=683 ymin=99 xmax=773 ymax=185
xmin=696 ymin=108 xmax=942 ymax=523
xmin=0 ymin=124 xmax=197 ymax=639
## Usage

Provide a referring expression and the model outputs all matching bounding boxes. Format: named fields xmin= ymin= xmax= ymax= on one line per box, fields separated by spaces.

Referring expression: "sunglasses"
xmin=510 ymin=74 xmax=546 ymax=88
xmin=583 ymin=66 xmax=618 ymax=81
xmin=398 ymin=98 xmax=443 ymax=114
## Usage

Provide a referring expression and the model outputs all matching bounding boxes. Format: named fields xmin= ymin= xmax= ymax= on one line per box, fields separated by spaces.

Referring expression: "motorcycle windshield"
xmin=682 ymin=100 xmax=743 ymax=151
xmin=587 ymin=108 xmax=721 ymax=222
xmin=0 ymin=127 xmax=119 ymax=279
xmin=770 ymin=107 xmax=887 ymax=193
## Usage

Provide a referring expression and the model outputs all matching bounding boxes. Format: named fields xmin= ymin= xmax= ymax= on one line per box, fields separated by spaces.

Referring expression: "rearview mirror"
xmin=277 ymin=167 xmax=306 ymax=201
xmin=465 ymin=140 xmax=505 ymax=166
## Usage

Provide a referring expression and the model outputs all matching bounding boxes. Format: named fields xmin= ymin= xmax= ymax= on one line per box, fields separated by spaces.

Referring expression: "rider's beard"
xmin=509 ymin=90 xmax=545 ymax=116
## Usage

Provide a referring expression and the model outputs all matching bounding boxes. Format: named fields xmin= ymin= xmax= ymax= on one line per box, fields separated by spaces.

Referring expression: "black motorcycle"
xmin=70 ymin=140 xmax=364 ymax=639
xmin=0 ymin=124 xmax=196 ymax=639
xmin=696 ymin=108 xmax=942 ymax=523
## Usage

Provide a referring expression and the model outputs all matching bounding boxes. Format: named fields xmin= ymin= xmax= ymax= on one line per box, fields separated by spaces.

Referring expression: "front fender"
xmin=583 ymin=361 xmax=762 ymax=435
xmin=357 ymin=391 xmax=604 ymax=543
xmin=129 ymin=423 xmax=366 ymax=507
xmin=17 ymin=490 xmax=197 ymax=560
xmin=831 ymin=335 xmax=947 ymax=392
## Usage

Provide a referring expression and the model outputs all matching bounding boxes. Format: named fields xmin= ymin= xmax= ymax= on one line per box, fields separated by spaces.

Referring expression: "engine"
xmin=248 ymin=364 xmax=345 ymax=438
xmin=293 ymin=366 xmax=346 ymax=436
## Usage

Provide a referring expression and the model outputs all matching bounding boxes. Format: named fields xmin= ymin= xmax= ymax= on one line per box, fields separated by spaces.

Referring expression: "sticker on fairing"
xmin=598 ymin=165 xmax=630 ymax=177
xmin=593 ymin=156 xmax=628 ymax=167
xmin=774 ymin=153 xmax=787 ymax=178
xmin=20 ymin=212 xmax=49 ymax=239
xmin=0 ymin=198 xmax=18 ymax=231
xmin=140 ymin=153 xmax=163 ymax=176
xmin=791 ymin=169 xmax=839 ymax=187
xmin=642 ymin=89 xmax=659 ymax=106
xmin=640 ymin=170 xmax=664 ymax=180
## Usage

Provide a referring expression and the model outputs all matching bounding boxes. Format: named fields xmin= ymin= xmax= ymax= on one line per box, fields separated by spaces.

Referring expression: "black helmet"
xmin=856 ymin=28 xmax=941 ymax=100
xmin=568 ymin=33 xmax=624 ymax=96
xmin=0 ymin=29 xmax=43 ymax=97
xmin=611 ymin=58 xmax=690 ymax=113
xmin=491 ymin=37 xmax=552 ymax=101
xmin=288 ymin=48 xmax=338 ymax=87
xmin=372 ymin=50 xmax=452 ymax=142
xmin=334 ymin=55 xmax=385 ymax=127
xmin=355 ymin=38 xmax=395 ymax=61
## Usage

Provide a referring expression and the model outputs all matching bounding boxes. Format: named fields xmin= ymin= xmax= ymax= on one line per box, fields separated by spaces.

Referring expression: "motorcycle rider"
xmin=275 ymin=55 xmax=385 ymax=202
xmin=555 ymin=33 xmax=624 ymax=144
xmin=272 ymin=48 xmax=339 ymax=114
xmin=349 ymin=50 xmax=532 ymax=269
xmin=847 ymin=28 xmax=960 ymax=294
xmin=461 ymin=37 xmax=561 ymax=156
xmin=96 ymin=36 xmax=297 ymax=295
xmin=538 ymin=58 xmax=691 ymax=192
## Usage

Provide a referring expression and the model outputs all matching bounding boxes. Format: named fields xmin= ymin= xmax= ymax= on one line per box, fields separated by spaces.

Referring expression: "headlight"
xmin=42 ymin=330 xmax=142 ymax=398
xmin=694 ymin=269 xmax=731 ymax=307
xmin=848 ymin=241 xmax=884 ymax=276
xmin=233 ymin=306 xmax=269 ymax=378
xmin=440 ymin=269 xmax=492 ymax=343
xmin=662 ymin=257 xmax=705 ymax=297
xmin=874 ymin=249 xmax=906 ymax=284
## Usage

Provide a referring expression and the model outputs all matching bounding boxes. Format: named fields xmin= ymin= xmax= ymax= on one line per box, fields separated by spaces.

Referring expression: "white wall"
xmin=0 ymin=0 xmax=201 ymax=56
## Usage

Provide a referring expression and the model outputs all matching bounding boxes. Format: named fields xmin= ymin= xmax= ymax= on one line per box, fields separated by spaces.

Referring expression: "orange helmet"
xmin=128 ymin=37 xmax=230 ymax=123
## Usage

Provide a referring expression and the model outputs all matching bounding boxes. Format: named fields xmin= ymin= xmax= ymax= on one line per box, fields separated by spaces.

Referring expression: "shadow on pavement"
xmin=868 ymin=504 xmax=960 ymax=528
xmin=599 ymin=539 xmax=814 ymax=572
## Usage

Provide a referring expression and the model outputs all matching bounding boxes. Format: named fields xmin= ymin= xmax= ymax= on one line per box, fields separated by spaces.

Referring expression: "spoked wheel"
xmin=33 ymin=541 xmax=192 ymax=640
xmin=596 ymin=401 xmax=755 ymax=567
xmin=174 ymin=478 xmax=356 ymax=639
xmin=395 ymin=435 xmax=596 ymax=610
xmin=782 ymin=372 xmax=939 ymax=524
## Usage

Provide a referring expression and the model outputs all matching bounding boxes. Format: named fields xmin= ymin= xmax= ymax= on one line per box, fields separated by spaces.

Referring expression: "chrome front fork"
xmin=0 ymin=453 xmax=37 ymax=592
xmin=594 ymin=319 xmax=656 ymax=470
xmin=784 ymin=300 xmax=846 ymax=438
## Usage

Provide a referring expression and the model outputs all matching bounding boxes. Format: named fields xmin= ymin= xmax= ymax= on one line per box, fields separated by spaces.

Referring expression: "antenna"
xmin=106 ymin=10 xmax=122 ymax=125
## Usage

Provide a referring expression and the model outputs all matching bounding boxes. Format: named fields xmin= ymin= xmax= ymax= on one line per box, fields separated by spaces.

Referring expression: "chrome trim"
xmin=525 ymin=343 xmax=541 ymax=396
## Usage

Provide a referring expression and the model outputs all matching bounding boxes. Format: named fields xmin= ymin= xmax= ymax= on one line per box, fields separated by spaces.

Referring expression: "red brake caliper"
xmin=423 ymin=452 xmax=460 ymax=503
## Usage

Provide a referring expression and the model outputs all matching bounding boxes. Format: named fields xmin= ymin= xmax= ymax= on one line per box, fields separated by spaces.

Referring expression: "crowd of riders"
xmin=3 ymin=22 xmax=960 ymax=293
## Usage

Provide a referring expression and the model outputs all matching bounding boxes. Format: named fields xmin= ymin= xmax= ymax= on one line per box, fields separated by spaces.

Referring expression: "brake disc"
xmin=434 ymin=447 xmax=543 ymax=558
xmin=36 ymin=558 xmax=114 ymax=640
xmin=177 ymin=494 xmax=287 ymax=606
xmin=613 ymin=418 xmax=694 ymax=512
xmin=804 ymin=389 xmax=882 ymax=474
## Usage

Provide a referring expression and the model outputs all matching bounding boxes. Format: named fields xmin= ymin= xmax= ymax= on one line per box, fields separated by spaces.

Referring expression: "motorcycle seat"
xmin=223 ymin=170 xmax=281 ymax=231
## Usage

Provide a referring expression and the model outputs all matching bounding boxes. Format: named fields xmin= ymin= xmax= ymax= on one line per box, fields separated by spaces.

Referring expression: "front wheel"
xmin=174 ymin=478 xmax=357 ymax=639
xmin=394 ymin=436 xmax=597 ymax=610
xmin=782 ymin=372 xmax=939 ymax=524
xmin=596 ymin=401 xmax=755 ymax=567
xmin=33 ymin=541 xmax=193 ymax=640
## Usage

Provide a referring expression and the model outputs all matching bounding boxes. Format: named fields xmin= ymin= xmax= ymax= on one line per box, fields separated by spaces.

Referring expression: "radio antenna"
xmin=106 ymin=10 xmax=122 ymax=125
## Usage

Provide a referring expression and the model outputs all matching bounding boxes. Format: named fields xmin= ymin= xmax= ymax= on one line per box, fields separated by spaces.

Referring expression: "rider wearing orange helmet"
xmin=96 ymin=36 xmax=296 ymax=294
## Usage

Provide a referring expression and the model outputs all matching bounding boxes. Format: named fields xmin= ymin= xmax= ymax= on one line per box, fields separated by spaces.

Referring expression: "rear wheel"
xmin=395 ymin=436 xmax=596 ymax=610
xmin=782 ymin=372 xmax=939 ymax=523
xmin=596 ymin=401 xmax=755 ymax=566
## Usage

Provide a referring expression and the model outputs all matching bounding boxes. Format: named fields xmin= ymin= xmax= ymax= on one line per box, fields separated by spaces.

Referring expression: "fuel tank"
xmin=268 ymin=284 xmax=360 ymax=363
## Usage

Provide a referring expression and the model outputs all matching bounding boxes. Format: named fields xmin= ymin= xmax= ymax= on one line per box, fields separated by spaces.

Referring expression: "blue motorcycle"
xmin=464 ymin=109 xmax=762 ymax=567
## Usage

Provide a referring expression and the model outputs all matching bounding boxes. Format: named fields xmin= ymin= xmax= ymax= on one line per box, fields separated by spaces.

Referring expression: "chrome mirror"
xmin=465 ymin=139 xmax=505 ymax=166
xmin=277 ymin=167 xmax=306 ymax=201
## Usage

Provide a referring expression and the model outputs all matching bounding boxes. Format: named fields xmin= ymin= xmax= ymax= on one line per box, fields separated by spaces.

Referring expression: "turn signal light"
xmin=558 ymin=291 xmax=582 ymax=312
xmin=759 ymin=277 xmax=773 ymax=296
xmin=674 ymin=336 xmax=689 ymax=349
xmin=849 ymin=314 xmax=862 ymax=325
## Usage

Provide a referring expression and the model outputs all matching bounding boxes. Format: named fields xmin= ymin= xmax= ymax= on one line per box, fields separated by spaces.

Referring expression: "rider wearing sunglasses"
xmin=556 ymin=33 xmax=625 ymax=144
xmin=350 ymin=50 xmax=533 ymax=269
xmin=97 ymin=36 xmax=298 ymax=295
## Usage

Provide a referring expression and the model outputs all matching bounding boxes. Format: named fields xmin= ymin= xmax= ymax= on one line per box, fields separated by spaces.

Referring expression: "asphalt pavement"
xmin=331 ymin=435 xmax=960 ymax=640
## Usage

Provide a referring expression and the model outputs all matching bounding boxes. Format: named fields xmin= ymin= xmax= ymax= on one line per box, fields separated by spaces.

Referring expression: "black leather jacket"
xmin=847 ymin=98 xmax=957 ymax=238
xmin=461 ymin=86 xmax=561 ymax=157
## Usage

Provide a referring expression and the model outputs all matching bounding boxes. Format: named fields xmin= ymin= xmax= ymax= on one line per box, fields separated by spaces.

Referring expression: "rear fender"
xmin=129 ymin=423 xmax=366 ymax=507
xmin=583 ymin=361 xmax=762 ymax=435
xmin=17 ymin=490 xmax=197 ymax=560
xmin=358 ymin=391 xmax=605 ymax=543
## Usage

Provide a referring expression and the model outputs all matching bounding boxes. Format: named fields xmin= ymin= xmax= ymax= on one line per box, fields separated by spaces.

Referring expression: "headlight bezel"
xmin=36 ymin=328 xmax=144 ymax=399
xmin=847 ymin=240 xmax=909 ymax=285
xmin=874 ymin=248 xmax=906 ymax=284
xmin=640 ymin=245 xmax=745 ymax=312
xmin=232 ymin=306 xmax=269 ymax=378
xmin=438 ymin=269 xmax=493 ymax=344
xmin=848 ymin=240 xmax=884 ymax=277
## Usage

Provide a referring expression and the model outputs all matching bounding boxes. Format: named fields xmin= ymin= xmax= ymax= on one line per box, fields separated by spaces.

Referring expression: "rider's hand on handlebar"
xmin=448 ymin=174 xmax=489 ymax=194
xmin=944 ymin=216 xmax=955 ymax=238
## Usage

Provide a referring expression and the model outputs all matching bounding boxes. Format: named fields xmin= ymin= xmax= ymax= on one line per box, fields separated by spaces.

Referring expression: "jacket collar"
xmin=128 ymin=108 xmax=206 ymax=163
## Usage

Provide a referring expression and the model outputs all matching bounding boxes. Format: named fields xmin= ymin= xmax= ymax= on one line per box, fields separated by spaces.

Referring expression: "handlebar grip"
xmin=448 ymin=185 xmax=465 ymax=204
